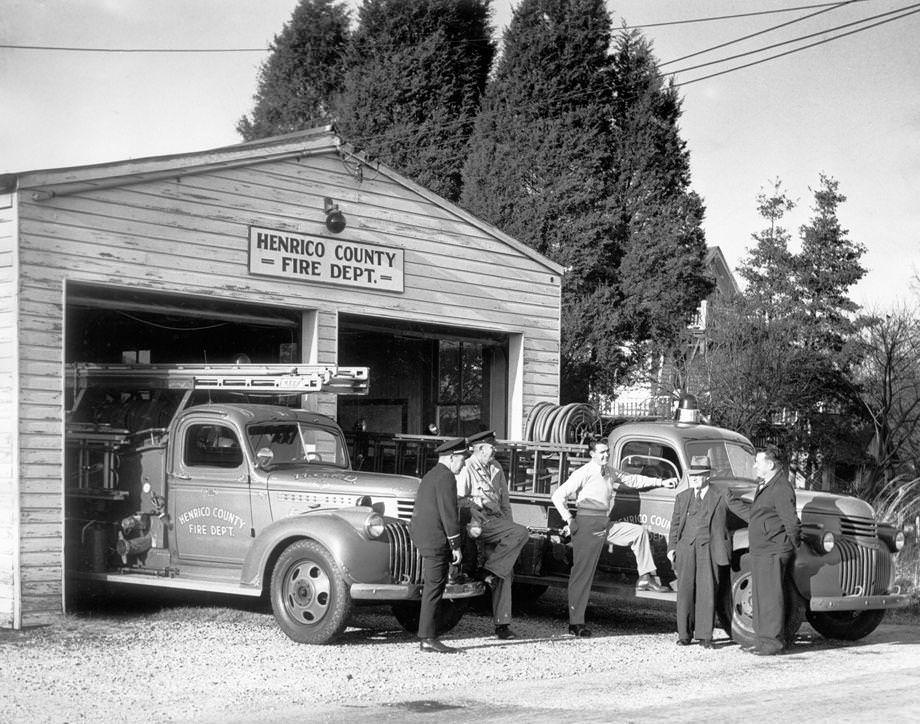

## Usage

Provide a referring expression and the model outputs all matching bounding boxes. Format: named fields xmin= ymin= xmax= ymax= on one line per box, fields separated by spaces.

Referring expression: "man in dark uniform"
xmin=727 ymin=444 xmax=801 ymax=655
xmin=410 ymin=437 xmax=468 ymax=654
xmin=667 ymin=455 xmax=730 ymax=649
xmin=456 ymin=430 xmax=529 ymax=640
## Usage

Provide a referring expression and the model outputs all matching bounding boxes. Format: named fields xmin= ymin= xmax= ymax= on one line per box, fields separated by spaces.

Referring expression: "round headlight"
xmin=364 ymin=513 xmax=385 ymax=539
xmin=821 ymin=531 xmax=836 ymax=553
xmin=895 ymin=530 xmax=905 ymax=551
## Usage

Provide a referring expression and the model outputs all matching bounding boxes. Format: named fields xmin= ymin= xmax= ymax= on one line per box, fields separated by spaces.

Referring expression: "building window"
xmin=437 ymin=340 xmax=483 ymax=436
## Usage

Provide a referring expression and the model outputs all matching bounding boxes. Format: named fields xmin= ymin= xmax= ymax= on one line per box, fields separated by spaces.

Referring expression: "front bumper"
xmin=809 ymin=592 xmax=912 ymax=612
xmin=349 ymin=579 xmax=485 ymax=601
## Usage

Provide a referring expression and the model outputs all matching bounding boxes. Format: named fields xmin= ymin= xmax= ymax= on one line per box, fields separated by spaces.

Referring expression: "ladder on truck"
xmin=67 ymin=363 xmax=368 ymax=426
xmin=67 ymin=363 xmax=368 ymax=396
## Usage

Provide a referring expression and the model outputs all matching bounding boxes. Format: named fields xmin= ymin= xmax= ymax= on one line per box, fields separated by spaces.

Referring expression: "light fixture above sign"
xmin=324 ymin=197 xmax=346 ymax=233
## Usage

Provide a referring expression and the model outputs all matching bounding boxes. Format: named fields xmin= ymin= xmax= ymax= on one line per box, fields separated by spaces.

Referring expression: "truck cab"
xmin=65 ymin=364 xmax=481 ymax=644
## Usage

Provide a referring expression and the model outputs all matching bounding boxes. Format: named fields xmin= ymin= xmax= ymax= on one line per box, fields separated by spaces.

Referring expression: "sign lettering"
xmin=248 ymin=226 xmax=404 ymax=292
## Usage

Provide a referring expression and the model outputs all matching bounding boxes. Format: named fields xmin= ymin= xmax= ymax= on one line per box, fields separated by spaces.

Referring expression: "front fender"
xmin=240 ymin=508 xmax=393 ymax=590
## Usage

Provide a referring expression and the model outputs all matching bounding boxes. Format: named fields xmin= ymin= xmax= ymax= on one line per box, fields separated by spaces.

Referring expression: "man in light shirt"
xmin=551 ymin=438 xmax=676 ymax=637
xmin=456 ymin=430 xmax=529 ymax=640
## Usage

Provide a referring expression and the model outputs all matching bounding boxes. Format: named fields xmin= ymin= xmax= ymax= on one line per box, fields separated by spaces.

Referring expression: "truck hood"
xmin=262 ymin=466 xmax=421 ymax=499
xmin=713 ymin=480 xmax=875 ymax=518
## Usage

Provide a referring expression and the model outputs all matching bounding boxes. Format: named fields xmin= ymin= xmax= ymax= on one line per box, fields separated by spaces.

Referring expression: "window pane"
xmin=462 ymin=343 xmax=483 ymax=402
xmin=438 ymin=340 xmax=460 ymax=403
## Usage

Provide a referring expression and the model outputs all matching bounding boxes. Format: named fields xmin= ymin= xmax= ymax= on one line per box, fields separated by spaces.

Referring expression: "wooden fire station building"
xmin=0 ymin=127 xmax=562 ymax=628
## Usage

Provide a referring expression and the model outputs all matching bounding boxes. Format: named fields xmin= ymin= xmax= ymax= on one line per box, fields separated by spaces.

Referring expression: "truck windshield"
xmin=685 ymin=441 xmax=756 ymax=482
xmin=247 ymin=423 xmax=349 ymax=469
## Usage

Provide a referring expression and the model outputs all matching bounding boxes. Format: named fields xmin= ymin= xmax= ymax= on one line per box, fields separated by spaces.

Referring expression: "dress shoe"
xmin=568 ymin=624 xmax=592 ymax=637
xmin=700 ymin=639 xmax=715 ymax=649
xmin=636 ymin=574 xmax=670 ymax=593
xmin=419 ymin=638 xmax=460 ymax=654
xmin=495 ymin=624 xmax=516 ymax=640
xmin=676 ymin=637 xmax=691 ymax=646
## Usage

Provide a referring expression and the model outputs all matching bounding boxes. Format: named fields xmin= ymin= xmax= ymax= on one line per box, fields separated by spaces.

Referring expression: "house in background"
xmin=605 ymin=246 xmax=741 ymax=419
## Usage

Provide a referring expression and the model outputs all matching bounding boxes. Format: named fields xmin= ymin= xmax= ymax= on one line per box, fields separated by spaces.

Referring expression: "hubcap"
xmin=283 ymin=559 xmax=330 ymax=624
xmin=733 ymin=573 xmax=754 ymax=629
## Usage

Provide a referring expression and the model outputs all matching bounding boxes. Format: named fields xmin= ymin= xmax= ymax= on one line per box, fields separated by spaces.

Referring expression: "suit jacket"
xmin=668 ymin=486 xmax=730 ymax=566
xmin=410 ymin=462 xmax=462 ymax=557
xmin=726 ymin=470 xmax=800 ymax=554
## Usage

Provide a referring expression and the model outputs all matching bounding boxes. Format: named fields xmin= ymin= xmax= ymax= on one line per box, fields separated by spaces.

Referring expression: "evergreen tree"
xmin=738 ymin=179 xmax=798 ymax=320
xmin=608 ymin=30 xmax=713 ymax=355
xmin=797 ymin=174 xmax=867 ymax=352
xmin=237 ymin=0 xmax=351 ymax=141
xmin=461 ymin=0 xmax=624 ymax=400
xmin=462 ymin=9 xmax=711 ymax=401
xmin=333 ymin=0 xmax=495 ymax=201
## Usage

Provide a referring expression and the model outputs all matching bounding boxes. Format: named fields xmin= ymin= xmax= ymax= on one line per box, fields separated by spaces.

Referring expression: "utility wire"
xmin=660 ymin=0 xmax=858 ymax=66
xmin=675 ymin=4 xmax=920 ymax=87
xmin=0 ymin=1 xmax=876 ymax=53
xmin=626 ymin=0 xmax=871 ymax=29
xmin=669 ymin=1 xmax=920 ymax=76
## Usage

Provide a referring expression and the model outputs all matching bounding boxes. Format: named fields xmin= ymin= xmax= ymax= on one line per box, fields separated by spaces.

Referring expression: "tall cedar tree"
xmin=791 ymin=175 xmax=867 ymax=482
xmin=237 ymin=0 xmax=350 ymax=140
xmin=460 ymin=0 xmax=622 ymax=401
xmin=738 ymin=180 xmax=798 ymax=321
xmin=608 ymin=30 xmax=712 ymax=366
xmin=333 ymin=0 xmax=495 ymax=201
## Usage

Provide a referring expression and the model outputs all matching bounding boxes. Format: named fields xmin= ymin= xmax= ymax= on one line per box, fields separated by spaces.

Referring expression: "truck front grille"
xmin=396 ymin=498 xmax=414 ymax=521
xmin=839 ymin=515 xmax=877 ymax=542
xmin=835 ymin=538 xmax=891 ymax=595
xmin=386 ymin=521 xmax=422 ymax=585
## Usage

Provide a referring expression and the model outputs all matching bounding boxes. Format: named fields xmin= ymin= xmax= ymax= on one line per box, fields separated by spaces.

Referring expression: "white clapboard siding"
xmin=5 ymin=130 xmax=562 ymax=628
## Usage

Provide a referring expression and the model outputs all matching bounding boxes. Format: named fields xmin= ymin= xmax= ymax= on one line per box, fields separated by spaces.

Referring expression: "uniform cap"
xmin=689 ymin=455 xmax=711 ymax=474
xmin=435 ymin=437 xmax=469 ymax=456
xmin=467 ymin=429 xmax=497 ymax=447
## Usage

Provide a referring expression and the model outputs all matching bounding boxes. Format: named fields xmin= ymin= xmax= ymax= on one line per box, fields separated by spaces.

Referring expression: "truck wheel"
xmin=391 ymin=599 xmax=468 ymax=636
xmin=270 ymin=540 xmax=352 ymax=644
xmin=722 ymin=552 xmax=804 ymax=648
xmin=806 ymin=609 xmax=885 ymax=641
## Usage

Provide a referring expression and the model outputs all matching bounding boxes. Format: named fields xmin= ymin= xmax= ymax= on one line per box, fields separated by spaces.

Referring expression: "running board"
xmin=515 ymin=573 xmax=677 ymax=601
xmin=72 ymin=571 xmax=262 ymax=597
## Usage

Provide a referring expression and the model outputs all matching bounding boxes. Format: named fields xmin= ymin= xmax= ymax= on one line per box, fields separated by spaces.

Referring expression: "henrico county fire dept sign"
xmin=249 ymin=226 xmax=405 ymax=293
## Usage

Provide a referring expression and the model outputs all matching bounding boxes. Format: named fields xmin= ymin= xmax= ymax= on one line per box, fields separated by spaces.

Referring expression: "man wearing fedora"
xmin=456 ymin=429 xmax=529 ymax=640
xmin=410 ymin=437 xmax=469 ymax=654
xmin=667 ymin=455 xmax=730 ymax=649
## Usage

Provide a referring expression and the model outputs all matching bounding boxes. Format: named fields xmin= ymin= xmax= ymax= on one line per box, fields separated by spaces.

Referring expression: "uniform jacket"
xmin=668 ymin=486 xmax=730 ymax=566
xmin=456 ymin=458 xmax=512 ymax=519
xmin=726 ymin=470 xmax=801 ymax=554
xmin=411 ymin=462 xmax=462 ymax=557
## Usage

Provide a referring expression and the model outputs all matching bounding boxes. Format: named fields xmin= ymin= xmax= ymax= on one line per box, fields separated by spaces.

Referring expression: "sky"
xmin=2 ymin=0 xmax=919 ymax=310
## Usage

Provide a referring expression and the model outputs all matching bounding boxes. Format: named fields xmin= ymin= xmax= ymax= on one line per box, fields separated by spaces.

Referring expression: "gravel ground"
xmin=1 ymin=587 xmax=917 ymax=723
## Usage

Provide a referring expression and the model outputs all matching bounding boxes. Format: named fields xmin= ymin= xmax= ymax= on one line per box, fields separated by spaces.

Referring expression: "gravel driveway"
xmin=1 ymin=587 xmax=918 ymax=723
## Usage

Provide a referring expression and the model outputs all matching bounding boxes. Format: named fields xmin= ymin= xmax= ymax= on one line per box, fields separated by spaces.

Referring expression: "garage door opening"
xmin=337 ymin=314 xmax=509 ymax=439
xmin=66 ymin=282 xmax=302 ymax=365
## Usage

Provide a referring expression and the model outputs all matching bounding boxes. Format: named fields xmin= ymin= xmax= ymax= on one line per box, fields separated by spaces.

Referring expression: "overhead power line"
xmin=0 ymin=1 xmax=875 ymax=54
xmin=630 ymin=0 xmax=870 ymax=29
xmin=675 ymin=3 xmax=920 ymax=87
xmin=659 ymin=0 xmax=857 ymax=67
xmin=669 ymin=1 xmax=920 ymax=77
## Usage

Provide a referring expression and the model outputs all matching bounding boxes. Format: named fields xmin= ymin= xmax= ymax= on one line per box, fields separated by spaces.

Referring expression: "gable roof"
xmin=8 ymin=126 xmax=562 ymax=275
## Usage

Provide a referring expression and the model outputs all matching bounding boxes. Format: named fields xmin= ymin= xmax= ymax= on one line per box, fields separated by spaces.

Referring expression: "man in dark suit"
xmin=667 ymin=455 xmax=730 ymax=649
xmin=726 ymin=444 xmax=801 ymax=655
xmin=410 ymin=437 xmax=469 ymax=654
